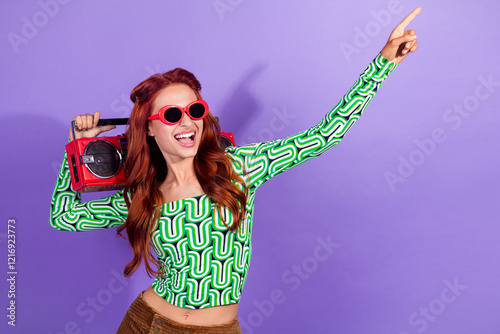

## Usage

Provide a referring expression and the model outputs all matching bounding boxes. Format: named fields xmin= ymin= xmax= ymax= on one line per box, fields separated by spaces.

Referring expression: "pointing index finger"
xmin=397 ymin=7 xmax=421 ymax=30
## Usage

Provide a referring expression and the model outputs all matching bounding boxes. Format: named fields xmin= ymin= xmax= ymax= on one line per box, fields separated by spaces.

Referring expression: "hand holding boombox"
xmin=68 ymin=112 xmax=119 ymax=141
xmin=66 ymin=112 xmax=235 ymax=193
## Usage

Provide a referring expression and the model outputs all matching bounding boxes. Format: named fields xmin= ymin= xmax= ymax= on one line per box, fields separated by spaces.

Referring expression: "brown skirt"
xmin=116 ymin=292 xmax=242 ymax=334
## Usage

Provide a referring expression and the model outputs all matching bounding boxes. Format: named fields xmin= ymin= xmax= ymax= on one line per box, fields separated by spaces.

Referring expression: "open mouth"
xmin=174 ymin=131 xmax=196 ymax=146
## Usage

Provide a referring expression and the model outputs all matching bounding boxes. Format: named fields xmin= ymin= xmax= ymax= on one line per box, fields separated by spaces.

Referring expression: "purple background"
xmin=1 ymin=0 xmax=499 ymax=333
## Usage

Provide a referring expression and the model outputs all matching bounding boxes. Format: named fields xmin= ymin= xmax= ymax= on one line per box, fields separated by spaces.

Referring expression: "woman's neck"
xmin=164 ymin=158 xmax=197 ymax=186
xmin=160 ymin=158 xmax=204 ymax=203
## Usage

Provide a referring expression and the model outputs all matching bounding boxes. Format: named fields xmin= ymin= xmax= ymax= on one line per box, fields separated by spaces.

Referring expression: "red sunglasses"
xmin=148 ymin=100 xmax=209 ymax=125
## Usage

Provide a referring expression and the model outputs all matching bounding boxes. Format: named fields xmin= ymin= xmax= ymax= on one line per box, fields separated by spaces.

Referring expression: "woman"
xmin=50 ymin=8 xmax=421 ymax=333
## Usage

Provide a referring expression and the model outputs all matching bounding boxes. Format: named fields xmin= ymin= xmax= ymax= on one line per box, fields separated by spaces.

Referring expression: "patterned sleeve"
xmin=225 ymin=54 xmax=397 ymax=190
xmin=49 ymin=152 xmax=128 ymax=232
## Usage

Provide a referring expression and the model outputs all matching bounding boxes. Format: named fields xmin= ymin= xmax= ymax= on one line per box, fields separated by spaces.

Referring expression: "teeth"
xmin=175 ymin=132 xmax=195 ymax=139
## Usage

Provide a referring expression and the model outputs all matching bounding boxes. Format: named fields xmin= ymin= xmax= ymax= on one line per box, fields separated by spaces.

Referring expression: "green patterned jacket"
xmin=50 ymin=54 xmax=397 ymax=309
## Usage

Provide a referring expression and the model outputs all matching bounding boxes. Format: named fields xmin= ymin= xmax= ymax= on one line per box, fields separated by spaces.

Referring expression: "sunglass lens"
xmin=164 ymin=107 xmax=182 ymax=124
xmin=189 ymin=103 xmax=206 ymax=119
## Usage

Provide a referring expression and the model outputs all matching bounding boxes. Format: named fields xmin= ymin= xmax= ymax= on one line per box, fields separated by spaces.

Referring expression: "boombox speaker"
xmin=66 ymin=118 xmax=129 ymax=193
xmin=66 ymin=118 xmax=236 ymax=193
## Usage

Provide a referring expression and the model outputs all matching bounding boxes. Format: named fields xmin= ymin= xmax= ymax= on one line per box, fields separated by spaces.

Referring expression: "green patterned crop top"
xmin=49 ymin=54 xmax=397 ymax=309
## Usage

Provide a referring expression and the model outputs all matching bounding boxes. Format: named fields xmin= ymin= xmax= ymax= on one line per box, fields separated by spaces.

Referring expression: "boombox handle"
xmin=70 ymin=117 xmax=223 ymax=140
xmin=71 ymin=118 xmax=129 ymax=141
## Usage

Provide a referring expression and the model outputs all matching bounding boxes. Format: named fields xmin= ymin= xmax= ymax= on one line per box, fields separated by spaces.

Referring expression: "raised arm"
xmin=227 ymin=8 xmax=421 ymax=190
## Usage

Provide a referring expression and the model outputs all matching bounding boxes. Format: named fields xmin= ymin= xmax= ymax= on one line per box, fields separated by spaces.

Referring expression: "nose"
xmin=178 ymin=111 xmax=194 ymax=127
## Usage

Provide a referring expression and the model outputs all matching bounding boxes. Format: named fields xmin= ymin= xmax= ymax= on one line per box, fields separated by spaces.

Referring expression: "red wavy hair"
xmin=117 ymin=68 xmax=247 ymax=278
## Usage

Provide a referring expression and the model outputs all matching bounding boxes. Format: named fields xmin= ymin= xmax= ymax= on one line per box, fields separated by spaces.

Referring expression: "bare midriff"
xmin=142 ymin=286 xmax=239 ymax=326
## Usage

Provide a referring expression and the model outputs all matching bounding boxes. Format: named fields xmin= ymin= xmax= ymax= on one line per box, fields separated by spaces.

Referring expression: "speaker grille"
xmin=83 ymin=139 xmax=121 ymax=178
xmin=220 ymin=135 xmax=233 ymax=150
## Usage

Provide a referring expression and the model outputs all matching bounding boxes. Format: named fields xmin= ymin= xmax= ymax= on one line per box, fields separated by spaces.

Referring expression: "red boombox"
xmin=66 ymin=118 xmax=235 ymax=193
